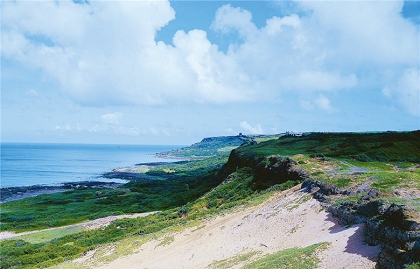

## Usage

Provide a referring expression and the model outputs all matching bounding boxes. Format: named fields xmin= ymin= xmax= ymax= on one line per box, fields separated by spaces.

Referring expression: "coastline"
xmin=0 ymin=181 xmax=122 ymax=203
xmin=0 ymin=161 xmax=180 ymax=204
xmin=0 ymin=161 xmax=180 ymax=203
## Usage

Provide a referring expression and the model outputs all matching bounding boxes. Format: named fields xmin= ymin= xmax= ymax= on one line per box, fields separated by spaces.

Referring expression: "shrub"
xmin=352 ymin=154 xmax=371 ymax=162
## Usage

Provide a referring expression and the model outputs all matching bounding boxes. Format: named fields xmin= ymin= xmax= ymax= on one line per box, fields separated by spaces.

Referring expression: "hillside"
xmin=87 ymin=187 xmax=379 ymax=269
xmin=1 ymin=131 xmax=419 ymax=269
xmin=155 ymin=134 xmax=278 ymax=159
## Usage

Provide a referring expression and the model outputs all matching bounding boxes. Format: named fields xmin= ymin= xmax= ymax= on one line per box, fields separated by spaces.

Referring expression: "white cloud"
xmin=314 ymin=95 xmax=334 ymax=112
xmin=101 ymin=112 xmax=122 ymax=125
xmin=383 ymin=68 xmax=420 ymax=116
xmin=97 ymin=112 xmax=144 ymax=136
xmin=297 ymin=1 xmax=418 ymax=66
xmin=299 ymin=95 xmax=335 ymax=113
xmin=211 ymin=4 xmax=257 ymax=39
xmin=55 ymin=124 xmax=71 ymax=131
xmin=55 ymin=123 xmax=82 ymax=132
xmin=1 ymin=0 xmax=418 ymax=118
xmin=240 ymin=121 xmax=264 ymax=134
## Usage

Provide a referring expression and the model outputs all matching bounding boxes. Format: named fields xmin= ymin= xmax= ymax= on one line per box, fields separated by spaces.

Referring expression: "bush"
xmin=352 ymin=154 xmax=371 ymax=162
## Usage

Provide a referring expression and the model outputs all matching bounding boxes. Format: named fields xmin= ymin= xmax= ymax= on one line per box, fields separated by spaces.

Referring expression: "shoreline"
xmin=0 ymin=160 xmax=185 ymax=204
xmin=0 ymin=161 xmax=181 ymax=203
xmin=0 ymin=181 xmax=122 ymax=203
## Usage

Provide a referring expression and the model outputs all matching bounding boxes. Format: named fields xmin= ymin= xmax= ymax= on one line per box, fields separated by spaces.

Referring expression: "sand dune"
xmin=92 ymin=188 xmax=380 ymax=269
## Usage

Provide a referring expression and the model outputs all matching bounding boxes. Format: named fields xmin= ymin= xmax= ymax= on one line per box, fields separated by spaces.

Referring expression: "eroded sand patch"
xmin=90 ymin=189 xmax=379 ymax=269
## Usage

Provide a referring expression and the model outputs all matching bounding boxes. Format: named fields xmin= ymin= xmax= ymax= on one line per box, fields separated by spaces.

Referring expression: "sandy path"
xmin=0 ymin=212 xmax=158 ymax=241
xmin=93 ymin=188 xmax=380 ymax=269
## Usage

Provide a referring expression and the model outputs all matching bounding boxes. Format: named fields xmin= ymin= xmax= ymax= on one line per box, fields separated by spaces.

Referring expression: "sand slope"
xmin=93 ymin=188 xmax=380 ymax=269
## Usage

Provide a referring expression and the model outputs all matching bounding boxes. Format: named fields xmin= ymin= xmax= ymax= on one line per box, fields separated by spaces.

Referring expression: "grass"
xmin=217 ymin=146 xmax=238 ymax=153
xmin=158 ymin=135 xmax=248 ymax=159
xmin=383 ymin=197 xmax=420 ymax=211
xmin=333 ymin=192 xmax=367 ymax=206
xmin=407 ymin=263 xmax=420 ymax=269
xmin=0 ymin=156 xmax=228 ymax=233
xmin=371 ymin=170 xmax=420 ymax=191
xmin=286 ymin=193 xmax=312 ymax=211
xmin=208 ymin=251 xmax=262 ymax=269
xmin=156 ymin=235 xmax=175 ymax=247
xmin=16 ymin=226 xmax=84 ymax=244
xmin=235 ymin=131 xmax=420 ymax=162
xmin=242 ymin=242 xmax=330 ymax=269
xmin=0 ymin=165 xmax=261 ymax=269
xmin=1 ymin=188 xmax=133 ymax=232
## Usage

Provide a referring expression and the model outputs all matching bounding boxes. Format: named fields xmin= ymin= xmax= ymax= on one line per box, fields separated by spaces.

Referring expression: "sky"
xmin=1 ymin=0 xmax=419 ymax=145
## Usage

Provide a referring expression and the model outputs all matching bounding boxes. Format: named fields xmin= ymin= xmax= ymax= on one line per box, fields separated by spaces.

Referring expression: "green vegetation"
xmin=235 ymin=131 xmax=420 ymax=162
xmin=156 ymin=235 xmax=175 ymax=247
xmin=0 ymin=153 xmax=294 ymax=269
xmin=1 ymin=156 xmax=228 ymax=232
xmin=157 ymin=135 xmax=249 ymax=159
xmin=407 ymin=263 xmax=420 ymax=269
xmin=0 ymin=212 xmax=178 ymax=268
xmin=208 ymin=251 xmax=261 ymax=269
xmin=0 ymin=171 xmax=266 ymax=269
xmin=16 ymin=226 xmax=84 ymax=244
xmin=243 ymin=242 xmax=329 ymax=269
xmin=1 ymin=131 xmax=419 ymax=268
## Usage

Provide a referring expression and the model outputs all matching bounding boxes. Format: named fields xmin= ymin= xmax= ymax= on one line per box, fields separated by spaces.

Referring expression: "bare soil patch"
xmin=90 ymin=189 xmax=379 ymax=269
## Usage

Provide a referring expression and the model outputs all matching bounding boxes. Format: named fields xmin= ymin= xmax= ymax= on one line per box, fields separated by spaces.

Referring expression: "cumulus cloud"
xmin=383 ymin=68 xmax=420 ymax=116
xmin=297 ymin=1 xmax=417 ymax=66
xmin=240 ymin=121 xmax=264 ymax=134
xmin=1 ymin=0 xmax=418 ymax=116
xmin=211 ymin=4 xmax=257 ymax=39
xmin=300 ymin=95 xmax=335 ymax=113
xmin=314 ymin=95 xmax=334 ymax=112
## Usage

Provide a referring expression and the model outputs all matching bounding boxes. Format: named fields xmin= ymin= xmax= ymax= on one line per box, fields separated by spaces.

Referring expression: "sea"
xmin=0 ymin=143 xmax=182 ymax=188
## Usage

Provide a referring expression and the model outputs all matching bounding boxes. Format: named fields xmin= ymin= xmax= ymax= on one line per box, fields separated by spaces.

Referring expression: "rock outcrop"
xmin=224 ymin=150 xmax=308 ymax=190
xmin=303 ymin=179 xmax=420 ymax=269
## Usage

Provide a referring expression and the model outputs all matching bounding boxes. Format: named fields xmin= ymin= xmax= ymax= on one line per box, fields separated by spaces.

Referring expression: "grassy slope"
xmin=0 ymin=156 xmax=227 ymax=232
xmin=1 ymin=131 xmax=419 ymax=268
xmin=234 ymin=131 xmax=420 ymax=209
xmin=156 ymin=135 xmax=250 ymax=159
xmin=235 ymin=131 xmax=420 ymax=162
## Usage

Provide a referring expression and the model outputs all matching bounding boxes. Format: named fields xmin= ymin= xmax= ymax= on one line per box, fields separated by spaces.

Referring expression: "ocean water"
xmin=0 ymin=143 xmax=181 ymax=188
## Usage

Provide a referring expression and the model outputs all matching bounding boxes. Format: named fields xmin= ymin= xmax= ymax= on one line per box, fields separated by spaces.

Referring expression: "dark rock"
xmin=252 ymin=156 xmax=308 ymax=190
xmin=305 ymin=179 xmax=420 ymax=268
xmin=362 ymin=189 xmax=380 ymax=200
xmin=357 ymin=200 xmax=385 ymax=218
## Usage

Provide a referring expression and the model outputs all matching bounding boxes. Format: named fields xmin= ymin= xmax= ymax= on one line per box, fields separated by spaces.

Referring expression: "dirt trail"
xmin=90 ymin=187 xmax=379 ymax=269
xmin=0 ymin=212 xmax=158 ymax=241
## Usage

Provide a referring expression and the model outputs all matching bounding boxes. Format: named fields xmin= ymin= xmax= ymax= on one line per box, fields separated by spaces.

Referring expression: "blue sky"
xmin=1 ymin=0 xmax=419 ymax=145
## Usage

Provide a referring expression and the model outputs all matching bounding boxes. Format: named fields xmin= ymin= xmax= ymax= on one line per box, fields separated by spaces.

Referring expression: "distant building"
xmin=285 ymin=131 xmax=303 ymax=137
